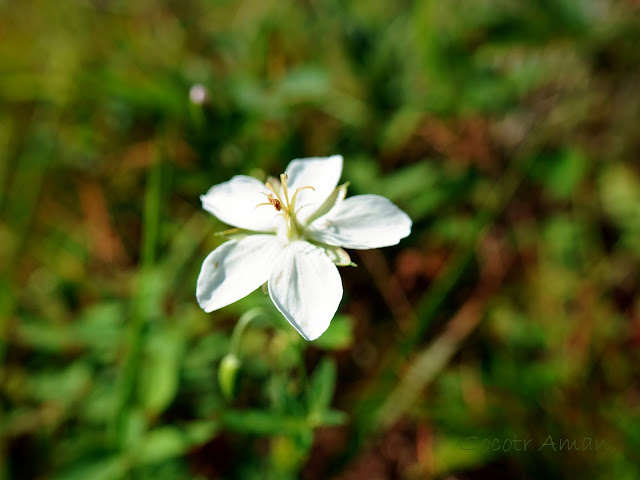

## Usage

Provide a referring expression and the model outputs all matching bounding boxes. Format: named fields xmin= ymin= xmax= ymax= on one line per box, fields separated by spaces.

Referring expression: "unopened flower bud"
xmin=218 ymin=353 xmax=240 ymax=400
xmin=189 ymin=84 xmax=208 ymax=105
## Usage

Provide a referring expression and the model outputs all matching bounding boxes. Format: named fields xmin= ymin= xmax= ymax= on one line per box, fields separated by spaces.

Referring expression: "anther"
xmin=255 ymin=192 xmax=283 ymax=212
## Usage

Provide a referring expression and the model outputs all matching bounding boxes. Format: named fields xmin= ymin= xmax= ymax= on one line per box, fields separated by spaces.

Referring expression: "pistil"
xmin=255 ymin=173 xmax=315 ymax=240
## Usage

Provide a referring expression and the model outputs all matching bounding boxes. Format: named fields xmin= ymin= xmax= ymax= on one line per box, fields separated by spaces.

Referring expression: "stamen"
xmin=280 ymin=173 xmax=291 ymax=207
xmin=253 ymin=175 xmax=317 ymax=231
xmin=265 ymin=183 xmax=284 ymax=204
xmin=289 ymin=185 xmax=314 ymax=214
xmin=290 ymin=185 xmax=315 ymax=205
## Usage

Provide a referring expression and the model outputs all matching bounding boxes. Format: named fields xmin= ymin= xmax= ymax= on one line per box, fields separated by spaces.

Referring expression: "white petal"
xmin=201 ymin=175 xmax=284 ymax=232
xmin=197 ymin=234 xmax=284 ymax=312
xmin=268 ymin=241 xmax=343 ymax=341
xmin=308 ymin=194 xmax=412 ymax=249
xmin=284 ymin=155 xmax=343 ymax=224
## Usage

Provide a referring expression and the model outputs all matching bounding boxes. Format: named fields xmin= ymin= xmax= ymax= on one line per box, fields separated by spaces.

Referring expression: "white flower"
xmin=196 ymin=155 xmax=412 ymax=341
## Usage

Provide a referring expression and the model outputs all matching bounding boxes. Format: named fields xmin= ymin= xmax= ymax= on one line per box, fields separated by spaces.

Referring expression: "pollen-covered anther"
xmin=256 ymin=183 xmax=289 ymax=218
xmin=256 ymin=192 xmax=283 ymax=211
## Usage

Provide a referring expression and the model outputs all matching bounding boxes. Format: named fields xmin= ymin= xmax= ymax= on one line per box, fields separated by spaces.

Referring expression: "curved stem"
xmin=229 ymin=307 xmax=267 ymax=356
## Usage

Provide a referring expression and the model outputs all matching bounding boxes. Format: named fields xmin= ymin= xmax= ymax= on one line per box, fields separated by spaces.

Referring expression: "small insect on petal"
xmin=256 ymin=193 xmax=283 ymax=212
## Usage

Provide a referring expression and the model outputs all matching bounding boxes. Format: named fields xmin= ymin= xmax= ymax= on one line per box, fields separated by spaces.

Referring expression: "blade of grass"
xmin=112 ymin=141 xmax=163 ymax=449
xmin=0 ymin=118 xmax=55 ymax=480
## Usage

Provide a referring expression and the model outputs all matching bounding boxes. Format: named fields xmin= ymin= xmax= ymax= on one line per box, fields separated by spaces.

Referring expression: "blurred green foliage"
xmin=1 ymin=0 xmax=640 ymax=479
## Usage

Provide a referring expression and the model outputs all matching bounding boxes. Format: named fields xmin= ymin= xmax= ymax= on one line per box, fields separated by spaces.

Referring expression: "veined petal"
xmin=268 ymin=240 xmax=343 ymax=341
xmin=201 ymin=175 xmax=284 ymax=232
xmin=308 ymin=194 xmax=412 ymax=249
xmin=197 ymin=234 xmax=284 ymax=312
xmin=285 ymin=155 xmax=343 ymax=224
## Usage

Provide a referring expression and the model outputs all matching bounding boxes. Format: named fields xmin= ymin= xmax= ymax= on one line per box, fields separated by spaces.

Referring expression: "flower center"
xmin=255 ymin=173 xmax=314 ymax=239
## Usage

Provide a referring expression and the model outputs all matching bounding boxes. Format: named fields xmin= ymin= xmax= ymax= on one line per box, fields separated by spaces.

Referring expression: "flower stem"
xmin=229 ymin=307 xmax=266 ymax=356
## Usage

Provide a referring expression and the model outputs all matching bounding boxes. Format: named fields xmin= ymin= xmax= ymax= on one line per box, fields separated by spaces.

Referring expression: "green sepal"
xmin=215 ymin=228 xmax=252 ymax=241
xmin=305 ymin=182 xmax=349 ymax=224
xmin=312 ymin=242 xmax=356 ymax=267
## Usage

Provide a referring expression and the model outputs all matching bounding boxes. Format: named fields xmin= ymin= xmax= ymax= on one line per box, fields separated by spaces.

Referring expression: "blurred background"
xmin=2 ymin=0 xmax=640 ymax=479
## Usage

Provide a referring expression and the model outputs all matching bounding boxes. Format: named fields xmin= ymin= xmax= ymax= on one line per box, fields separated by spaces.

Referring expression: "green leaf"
xmin=28 ymin=361 xmax=92 ymax=405
xmin=133 ymin=421 xmax=219 ymax=466
xmin=138 ymin=329 xmax=184 ymax=416
xmin=271 ymin=433 xmax=313 ymax=474
xmin=53 ymin=456 xmax=125 ymax=480
xmin=379 ymin=108 xmax=424 ymax=153
xmin=315 ymin=409 xmax=348 ymax=427
xmin=306 ymin=358 xmax=336 ymax=418
xmin=529 ymin=149 xmax=587 ymax=199
xmin=312 ymin=315 xmax=353 ymax=350
xmin=432 ymin=435 xmax=496 ymax=476
xmin=275 ymin=66 xmax=330 ymax=104
xmin=378 ymin=162 xmax=439 ymax=203
xmin=599 ymin=164 xmax=640 ymax=226
xmin=220 ymin=410 xmax=308 ymax=436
